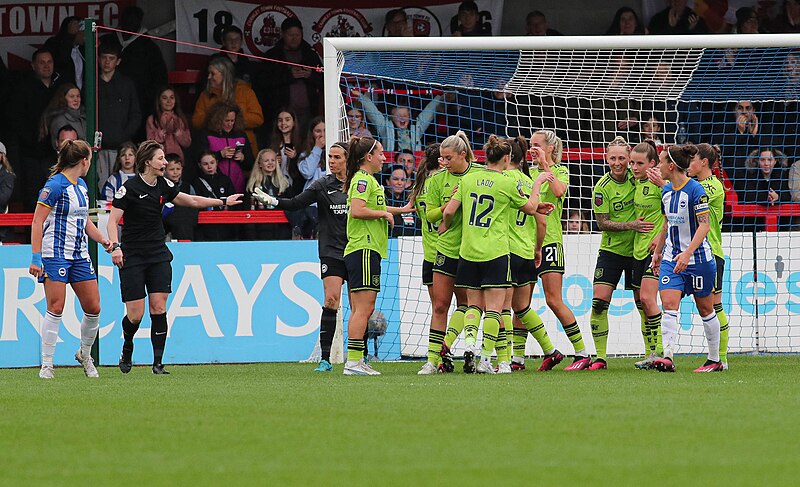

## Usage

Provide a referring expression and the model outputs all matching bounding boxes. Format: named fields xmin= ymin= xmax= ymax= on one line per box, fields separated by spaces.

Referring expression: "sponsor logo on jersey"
xmin=643 ymin=186 xmax=649 ymax=195
xmin=613 ymin=202 xmax=624 ymax=211
xmin=357 ymin=180 xmax=367 ymax=193
xmin=39 ymin=187 xmax=50 ymax=201
xmin=594 ymin=192 xmax=603 ymax=206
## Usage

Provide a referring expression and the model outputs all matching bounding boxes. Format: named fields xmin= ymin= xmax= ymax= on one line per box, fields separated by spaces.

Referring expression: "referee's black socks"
xmin=121 ymin=315 xmax=139 ymax=361
xmin=151 ymin=313 xmax=168 ymax=366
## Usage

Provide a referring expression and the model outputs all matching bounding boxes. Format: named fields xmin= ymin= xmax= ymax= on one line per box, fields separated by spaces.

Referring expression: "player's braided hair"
xmin=50 ymin=138 xmax=91 ymax=177
xmin=411 ymin=142 xmax=440 ymax=203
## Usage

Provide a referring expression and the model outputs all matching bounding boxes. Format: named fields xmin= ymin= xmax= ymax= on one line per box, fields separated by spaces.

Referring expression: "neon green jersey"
xmin=414 ymin=183 xmax=439 ymax=263
xmin=452 ymin=168 xmax=528 ymax=262
xmin=530 ymin=164 xmax=569 ymax=247
xmin=698 ymin=175 xmax=725 ymax=258
xmin=593 ymin=170 xmax=636 ymax=257
xmin=344 ymin=170 xmax=388 ymax=259
xmin=428 ymin=163 xmax=482 ymax=259
xmin=505 ymin=169 xmax=538 ymax=259
xmin=633 ymin=178 xmax=664 ymax=260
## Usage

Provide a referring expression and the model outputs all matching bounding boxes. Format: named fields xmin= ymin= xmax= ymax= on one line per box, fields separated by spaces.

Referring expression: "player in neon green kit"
xmin=589 ymin=137 xmax=654 ymax=370
xmin=441 ymin=135 xmax=552 ymax=374
xmin=689 ymin=143 xmax=729 ymax=370
xmin=505 ymin=136 xmax=564 ymax=373
xmin=342 ymin=137 xmax=411 ymax=375
xmin=629 ymin=140 xmax=665 ymax=369
xmin=529 ymin=130 xmax=593 ymax=370
xmin=421 ymin=131 xmax=484 ymax=374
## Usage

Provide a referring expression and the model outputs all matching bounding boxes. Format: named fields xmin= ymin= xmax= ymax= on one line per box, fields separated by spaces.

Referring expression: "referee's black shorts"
xmin=455 ymin=255 xmax=511 ymax=289
xmin=344 ymin=249 xmax=381 ymax=292
xmin=119 ymin=248 xmax=173 ymax=303
xmin=593 ymin=249 xmax=633 ymax=290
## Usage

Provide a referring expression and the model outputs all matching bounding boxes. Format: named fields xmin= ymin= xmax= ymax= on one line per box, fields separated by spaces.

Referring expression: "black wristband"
xmin=219 ymin=197 xmax=226 ymax=208
xmin=110 ymin=242 xmax=121 ymax=252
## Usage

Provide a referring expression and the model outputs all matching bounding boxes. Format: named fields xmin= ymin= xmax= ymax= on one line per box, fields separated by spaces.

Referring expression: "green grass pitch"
xmin=1 ymin=355 xmax=797 ymax=486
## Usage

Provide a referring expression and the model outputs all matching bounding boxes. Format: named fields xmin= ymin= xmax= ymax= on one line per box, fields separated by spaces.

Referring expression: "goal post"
xmin=323 ymin=34 xmax=800 ymax=360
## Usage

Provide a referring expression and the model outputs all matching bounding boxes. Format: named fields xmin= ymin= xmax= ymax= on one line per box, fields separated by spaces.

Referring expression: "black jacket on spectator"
xmin=255 ymin=39 xmax=323 ymax=126
xmin=740 ymin=166 xmax=792 ymax=206
xmin=9 ymin=71 xmax=62 ymax=158
xmin=243 ymin=178 xmax=293 ymax=241
xmin=44 ymin=35 xmax=79 ymax=87
xmin=189 ymin=171 xmax=236 ymax=241
xmin=163 ymin=179 xmax=198 ymax=241
xmin=0 ymin=166 xmax=14 ymax=242
xmin=98 ymin=71 xmax=141 ymax=148
xmin=648 ymin=7 xmax=709 ymax=34
xmin=100 ymin=32 xmax=167 ymax=138
xmin=385 ymin=188 xmax=418 ymax=237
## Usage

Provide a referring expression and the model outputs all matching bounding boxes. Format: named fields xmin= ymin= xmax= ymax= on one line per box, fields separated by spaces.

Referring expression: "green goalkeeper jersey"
xmin=633 ymin=177 xmax=664 ymax=260
xmin=505 ymin=169 xmax=538 ymax=260
xmin=452 ymin=168 xmax=528 ymax=262
xmin=344 ymin=170 xmax=388 ymax=259
xmin=698 ymin=175 xmax=725 ymax=258
xmin=428 ymin=163 xmax=482 ymax=259
xmin=593 ymin=170 xmax=636 ymax=257
xmin=530 ymin=164 xmax=569 ymax=247
xmin=415 ymin=176 xmax=440 ymax=263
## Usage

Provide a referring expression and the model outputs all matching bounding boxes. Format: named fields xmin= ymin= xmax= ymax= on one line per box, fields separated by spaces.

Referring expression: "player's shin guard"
xmin=500 ymin=310 xmax=513 ymax=363
xmin=80 ymin=312 xmax=100 ymax=359
xmin=701 ymin=312 xmax=721 ymax=362
xmin=517 ymin=306 xmax=554 ymax=355
xmin=512 ymin=327 xmax=528 ymax=359
xmin=427 ymin=329 xmax=446 ymax=365
xmin=444 ymin=306 xmax=468 ymax=348
xmin=463 ymin=306 xmax=483 ymax=348
xmin=150 ymin=313 xmax=168 ymax=366
xmin=590 ymin=299 xmax=610 ymax=360
xmin=481 ymin=311 xmax=502 ymax=360
xmin=320 ymin=307 xmax=337 ymax=362
xmin=661 ymin=310 xmax=679 ymax=359
xmin=715 ymin=303 xmax=729 ymax=363
xmin=41 ymin=311 xmax=61 ymax=367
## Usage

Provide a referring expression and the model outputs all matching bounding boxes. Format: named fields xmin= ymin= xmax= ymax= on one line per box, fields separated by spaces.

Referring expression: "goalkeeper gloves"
xmin=253 ymin=187 xmax=279 ymax=207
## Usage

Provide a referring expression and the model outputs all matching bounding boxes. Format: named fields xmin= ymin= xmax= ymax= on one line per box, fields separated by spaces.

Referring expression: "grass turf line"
xmin=0 ymin=355 xmax=796 ymax=486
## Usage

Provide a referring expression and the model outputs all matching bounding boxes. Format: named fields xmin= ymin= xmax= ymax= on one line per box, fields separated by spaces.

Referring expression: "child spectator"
xmin=269 ymin=108 xmax=304 ymax=193
xmin=199 ymin=101 xmax=253 ymax=194
xmin=351 ymin=89 xmax=443 ymax=152
xmin=347 ymin=108 xmax=372 ymax=138
xmin=298 ymin=116 xmax=326 ymax=190
xmin=0 ymin=141 xmax=15 ymax=242
xmin=384 ymin=164 xmax=418 ymax=236
xmin=243 ymin=148 xmax=293 ymax=240
xmin=564 ymin=209 xmax=590 ymax=234
xmin=101 ymin=141 xmax=137 ymax=201
xmin=209 ymin=26 xmax=255 ymax=84
xmin=162 ymin=153 xmax=198 ymax=241
xmin=146 ymin=86 xmax=191 ymax=161
xmin=189 ymin=150 xmax=237 ymax=241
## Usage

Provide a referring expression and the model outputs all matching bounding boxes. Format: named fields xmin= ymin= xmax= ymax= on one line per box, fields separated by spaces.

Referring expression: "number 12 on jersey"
xmin=468 ymin=193 xmax=494 ymax=228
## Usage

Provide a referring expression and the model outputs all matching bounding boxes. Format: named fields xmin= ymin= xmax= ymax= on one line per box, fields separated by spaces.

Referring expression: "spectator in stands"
xmin=189 ymin=150 xmax=237 ymax=241
xmin=40 ymin=83 xmax=86 ymax=150
xmin=162 ymin=153 xmax=198 ymax=241
xmin=256 ymin=17 xmax=323 ymax=130
xmin=742 ymin=148 xmax=792 ymax=206
xmin=788 ymin=157 xmax=800 ymax=202
xmin=100 ymin=6 xmax=167 ymax=139
xmin=101 ymin=141 xmax=137 ymax=201
xmin=770 ymin=0 xmax=800 ymax=33
xmin=384 ymin=164 xmax=418 ymax=236
xmin=146 ymin=86 xmax=191 ymax=161
xmin=525 ymin=10 xmax=563 ymax=36
xmin=347 ymin=108 xmax=372 ymax=138
xmin=718 ymin=100 xmax=764 ymax=188
xmin=55 ymin=126 xmax=78 ymax=148
xmin=396 ymin=150 xmax=416 ymax=179
xmin=243 ymin=148 xmax=293 ymax=240
xmin=199 ymin=101 xmax=253 ymax=194
xmin=641 ymin=115 xmax=664 ymax=145
xmin=451 ymin=1 xmax=492 ymax=36
xmin=0 ymin=142 xmax=15 ymax=242
xmin=351 ymin=89 xmax=443 ymax=152
xmin=384 ymin=9 xmax=412 ymax=37
xmin=648 ymin=0 xmax=708 ymax=35
xmin=606 ymin=7 xmax=646 ymax=35
xmin=735 ymin=7 xmax=762 ymax=34
xmin=44 ymin=16 xmax=84 ymax=89
xmin=564 ymin=209 xmax=590 ymax=234
xmin=446 ymin=81 xmax=509 ymax=146
xmin=298 ymin=116 xmax=326 ymax=190
xmin=192 ymin=56 xmax=263 ymax=157
xmin=209 ymin=26 xmax=254 ymax=84
xmin=9 ymin=48 xmax=62 ymax=210
xmin=269 ymin=109 xmax=305 ymax=194
xmin=97 ymin=42 xmax=140 ymax=188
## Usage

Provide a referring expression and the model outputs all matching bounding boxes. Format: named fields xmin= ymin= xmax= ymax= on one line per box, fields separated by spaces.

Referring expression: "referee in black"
xmin=108 ymin=141 xmax=242 ymax=374
xmin=255 ymin=141 xmax=350 ymax=372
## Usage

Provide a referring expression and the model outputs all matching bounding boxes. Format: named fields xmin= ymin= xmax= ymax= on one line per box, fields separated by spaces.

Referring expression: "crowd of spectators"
xmin=1 ymin=1 xmax=799 ymax=243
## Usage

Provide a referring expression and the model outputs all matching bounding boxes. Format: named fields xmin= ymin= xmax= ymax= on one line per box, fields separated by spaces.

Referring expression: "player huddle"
xmin=29 ymin=131 xmax=728 ymax=378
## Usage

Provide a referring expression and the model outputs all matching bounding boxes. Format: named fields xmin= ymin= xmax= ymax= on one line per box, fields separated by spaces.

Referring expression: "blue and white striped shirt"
xmin=37 ymin=173 xmax=90 ymax=260
xmin=661 ymin=178 xmax=713 ymax=265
